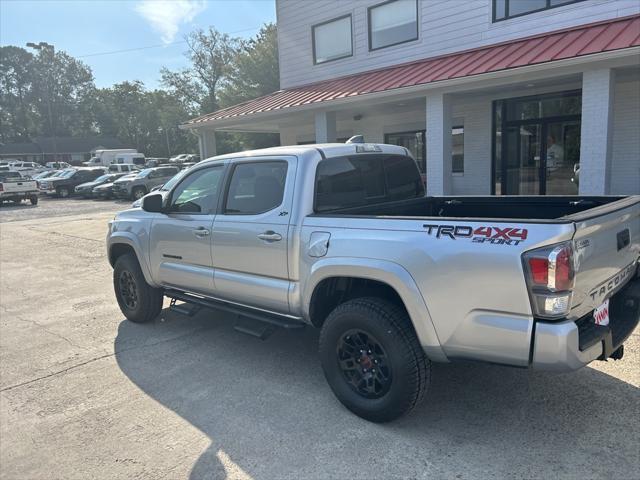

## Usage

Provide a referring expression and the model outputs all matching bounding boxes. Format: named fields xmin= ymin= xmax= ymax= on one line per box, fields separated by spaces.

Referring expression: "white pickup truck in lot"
xmin=0 ymin=172 xmax=38 ymax=205
xmin=107 ymin=142 xmax=639 ymax=422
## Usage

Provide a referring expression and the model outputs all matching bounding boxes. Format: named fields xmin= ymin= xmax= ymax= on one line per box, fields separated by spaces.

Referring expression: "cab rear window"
xmin=314 ymin=154 xmax=424 ymax=212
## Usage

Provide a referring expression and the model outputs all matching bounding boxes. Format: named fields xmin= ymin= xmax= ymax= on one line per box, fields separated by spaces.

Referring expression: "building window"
xmin=312 ymin=15 xmax=353 ymax=65
xmin=493 ymin=0 xmax=586 ymax=22
xmin=452 ymin=126 xmax=464 ymax=173
xmin=368 ymin=0 xmax=418 ymax=51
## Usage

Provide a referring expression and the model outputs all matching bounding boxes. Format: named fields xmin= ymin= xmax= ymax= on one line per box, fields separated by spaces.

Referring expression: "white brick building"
xmin=183 ymin=0 xmax=640 ymax=196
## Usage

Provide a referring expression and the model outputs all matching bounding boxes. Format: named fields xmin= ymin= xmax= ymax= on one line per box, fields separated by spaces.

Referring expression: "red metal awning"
xmin=185 ymin=14 xmax=640 ymax=126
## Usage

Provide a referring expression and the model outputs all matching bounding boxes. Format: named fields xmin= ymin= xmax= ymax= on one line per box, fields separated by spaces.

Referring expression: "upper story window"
xmin=493 ymin=0 xmax=586 ymax=22
xmin=312 ymin=15 xmax=353 ymax=65
xmin=368 ymin=0 xmax=418 ymax=51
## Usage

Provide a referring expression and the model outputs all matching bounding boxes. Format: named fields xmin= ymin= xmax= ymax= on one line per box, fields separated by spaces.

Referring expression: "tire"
xmin=113 ymin=253 xmax=163 ymax=323
xmin=57 ymin=186 xmax=70 ymax=198
xmin=319 ymin=297 xmax=430 ymax=423
xmin=29 ymin=196 xmax=38 ymax=205
xmin=131 ymin=187 xmax=146 ymax=200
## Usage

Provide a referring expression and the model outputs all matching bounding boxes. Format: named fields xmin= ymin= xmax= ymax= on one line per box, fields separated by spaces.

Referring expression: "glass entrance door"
xmin=544 ymin=120 xmax=580 ymax=195
xmin=504 ymin=124 xmax=541 ymax=195
xmin=494 ymin=91 xmax=581 ymax=195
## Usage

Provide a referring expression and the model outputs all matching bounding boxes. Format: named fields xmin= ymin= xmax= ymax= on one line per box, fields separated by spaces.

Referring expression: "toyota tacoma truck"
xmin=107 ymin=142 xmax=640 ymax=422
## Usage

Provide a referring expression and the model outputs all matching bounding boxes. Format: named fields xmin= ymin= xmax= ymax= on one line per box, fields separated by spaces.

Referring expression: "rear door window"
xmin=224 ymin=161 xmax=287 ymax=215
xmin=315 ymin=154 xmax=424 ymax=212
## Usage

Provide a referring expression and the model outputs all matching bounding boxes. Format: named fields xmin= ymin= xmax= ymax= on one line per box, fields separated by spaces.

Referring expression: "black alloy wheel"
xmin=337 ymin=329 xmax=392 ymax=399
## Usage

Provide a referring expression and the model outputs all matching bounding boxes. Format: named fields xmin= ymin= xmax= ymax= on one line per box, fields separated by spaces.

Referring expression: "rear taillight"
xmin=522 ymin=242 xmax=575 ymax=319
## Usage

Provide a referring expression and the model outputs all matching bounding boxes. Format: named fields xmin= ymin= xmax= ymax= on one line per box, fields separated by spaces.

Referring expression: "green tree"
xmin=30 ymin=47 xmax=95 ymax=137
xmin=161 ymin=27 xmax=240 ymax=115
xmin=93 ymin=81 xmax=196 ymax=157
xmin=0 ymin=46 xmax=37 ymax=142
xmin=220 ymin=23 xmax=279 ymax=108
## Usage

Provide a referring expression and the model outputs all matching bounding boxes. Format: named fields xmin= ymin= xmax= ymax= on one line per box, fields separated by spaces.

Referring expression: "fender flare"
xmin=107 ymin=232 xmax=157 ymax=287
xmin=303 ymin=257 xmax=448 ymax=362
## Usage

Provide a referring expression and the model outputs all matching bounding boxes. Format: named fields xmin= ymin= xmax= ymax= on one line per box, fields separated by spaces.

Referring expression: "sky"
xmin=0 ymin=0 xmax=276 ymax=89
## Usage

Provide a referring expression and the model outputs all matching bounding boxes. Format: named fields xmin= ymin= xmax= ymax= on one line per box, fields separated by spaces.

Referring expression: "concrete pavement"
xmin=1 ymin=198 xmax=639 ymax=479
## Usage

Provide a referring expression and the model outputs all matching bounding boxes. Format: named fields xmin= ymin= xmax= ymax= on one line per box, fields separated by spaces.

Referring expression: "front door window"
xmin=494 ymin=91 xmax=581 ymax=195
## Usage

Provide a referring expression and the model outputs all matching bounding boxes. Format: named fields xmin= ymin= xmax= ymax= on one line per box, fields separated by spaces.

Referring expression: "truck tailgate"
xmin=1 ymin=180 xmax=38 ymax=193
xmin=570 ymin=196 xmax=640 ymax=319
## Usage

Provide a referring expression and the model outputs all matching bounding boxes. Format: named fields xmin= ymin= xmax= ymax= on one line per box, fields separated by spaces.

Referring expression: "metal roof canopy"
xmin=184 ymin=14 xmax=640 ymax=129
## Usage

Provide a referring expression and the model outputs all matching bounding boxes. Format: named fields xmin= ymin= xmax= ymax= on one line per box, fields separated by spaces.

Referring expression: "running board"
xmin=164 ymin=289 xmax=306 ymax=330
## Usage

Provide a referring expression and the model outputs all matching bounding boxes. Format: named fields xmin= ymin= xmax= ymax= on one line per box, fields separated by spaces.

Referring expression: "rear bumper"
xmin=531 ymin=276 xmax=640 ymax=371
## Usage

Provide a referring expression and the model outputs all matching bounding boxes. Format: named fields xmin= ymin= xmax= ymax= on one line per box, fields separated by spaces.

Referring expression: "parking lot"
xmin=1 ymin=196 xmax=639 ymax=480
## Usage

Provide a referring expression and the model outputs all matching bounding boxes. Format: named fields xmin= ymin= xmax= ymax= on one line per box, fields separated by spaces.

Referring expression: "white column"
xmin=314 ymin=111 xmax=337 ymax=143
xmin=579 ymin=69 xmax=615 ymax=195
xmin=426 ymin=93 xmax=453 ymax=196
xmin=198 ymin=129 xmax=217 ymax=159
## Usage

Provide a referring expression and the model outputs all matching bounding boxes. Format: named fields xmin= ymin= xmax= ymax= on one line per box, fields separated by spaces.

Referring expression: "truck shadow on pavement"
xmin=114 ymin=307 xmax=640 ymax=479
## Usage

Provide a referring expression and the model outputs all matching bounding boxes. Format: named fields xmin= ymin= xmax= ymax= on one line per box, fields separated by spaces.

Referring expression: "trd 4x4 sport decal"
xmin=422 ymin=224 xmax=528 ymax=246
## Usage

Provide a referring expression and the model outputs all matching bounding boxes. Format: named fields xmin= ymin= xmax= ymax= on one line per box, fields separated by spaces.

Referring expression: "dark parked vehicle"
xmin=93 ymin=173 xmax=137 ymax=199
xmin=38 ymin=167 xmax=106 ymax=198
xmin=111 ymin=166 xmax=179 ymax=200
xmin=75 ymin=173 xmax=128 ymax=198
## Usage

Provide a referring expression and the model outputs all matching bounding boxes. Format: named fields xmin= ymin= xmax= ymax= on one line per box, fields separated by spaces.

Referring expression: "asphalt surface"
xmin=1 ymin=197 xmax=639 ymax=480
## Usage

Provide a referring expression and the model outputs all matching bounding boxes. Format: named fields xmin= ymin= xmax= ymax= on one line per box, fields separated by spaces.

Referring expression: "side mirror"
xmin=142 ymin=193 xmax=163 ymax=213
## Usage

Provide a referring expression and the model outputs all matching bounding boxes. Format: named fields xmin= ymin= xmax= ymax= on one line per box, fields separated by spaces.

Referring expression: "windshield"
xmin=119 ymin=173 xmax=137 ymax=181
xmin=94 ymin=174 xmax=111 ymax=183
xmin=136 ymin=169 xmax=152 ymax=178
xmin=58 ymin=169 xmax=77 ymax=178
xmin=160 ymin=170 xmax=188 ymax=191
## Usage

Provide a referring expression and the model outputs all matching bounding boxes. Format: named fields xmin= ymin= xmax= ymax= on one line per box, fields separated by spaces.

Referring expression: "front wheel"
xmin=113 ymin=253 xmax=163 ymax=323
xmin=57 ymin=186 xmax=70 ymax=198
xmin=319 ymin=297 xmax=430 ymax=423
xmin=131 ymin=187 xmax=146 ymax=200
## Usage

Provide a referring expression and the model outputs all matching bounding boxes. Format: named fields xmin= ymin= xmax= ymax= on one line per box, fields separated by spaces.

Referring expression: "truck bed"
xmin=315 ymin=195 xmax=635 ymax=221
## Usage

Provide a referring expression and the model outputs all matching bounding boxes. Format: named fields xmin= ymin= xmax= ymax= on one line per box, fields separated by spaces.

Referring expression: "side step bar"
xmin=165 ymin=289 xmax=306 ymax=330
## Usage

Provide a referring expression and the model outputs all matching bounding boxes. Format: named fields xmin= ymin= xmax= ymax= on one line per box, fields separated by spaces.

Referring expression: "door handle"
xmin=192 ymin=227 xmax=210 ymax=237
xmin=257 ymin=231 xmax=282 ymax=242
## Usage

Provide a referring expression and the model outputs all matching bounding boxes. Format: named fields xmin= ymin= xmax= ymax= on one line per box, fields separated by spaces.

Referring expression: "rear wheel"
xmin=113 ymin=253 xmax=163 ymax=323
xmin=319 ymin=297 xmax=430 ymax=422
xmin=29 ymin=195 xmax=38 ymax=205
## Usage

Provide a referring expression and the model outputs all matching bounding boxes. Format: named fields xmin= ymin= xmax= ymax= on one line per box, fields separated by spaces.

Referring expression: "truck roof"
xmin=202 ymin=142 xmax=409 ymax=164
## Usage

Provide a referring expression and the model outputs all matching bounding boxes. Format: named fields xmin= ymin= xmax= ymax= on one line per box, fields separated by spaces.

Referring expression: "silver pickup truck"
xmin=107 ymin=142 xmax=640 ymax=422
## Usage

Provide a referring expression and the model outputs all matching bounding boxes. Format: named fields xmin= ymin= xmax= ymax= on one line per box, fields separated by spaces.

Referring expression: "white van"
xmin=108 ymin=164 xmax=139 ymax=173
xmin=113 ymin=153 xmax=145 ymax=166
xmin=84 ymin=149 xmax=137 ymax=167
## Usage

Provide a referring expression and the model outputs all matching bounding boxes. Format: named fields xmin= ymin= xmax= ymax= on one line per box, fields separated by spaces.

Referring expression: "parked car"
xmin=133 ymin=169 xmax=189 ymax=207
xmin=0 ymin=171 xmax=38 ymax=205
xmin=38 ymin=167 xmax=106 ymax=197
xmin=107 ymin=142 xmax=640 ymax=422
xmin=33 ymin=170 xmax=61 ymax=189
xmin=45 ymin=161 xmax=71 ymax=170
xmin=9 ymin=161 xmax=46 ymax=178
xmin=75 ymin=173 xmax=128 ymax=198
xmin=33 ymin=170 xmax=60 ymax=180
xmin=111 ymin=166 xmax=179 ymax=200
xmin=168 ymin=154 xmax=189 ymax=163
xmin=93 ymin=173 xmax=137 ymax=199
xmin=144 ymin=158 xmax=169 ymax=168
